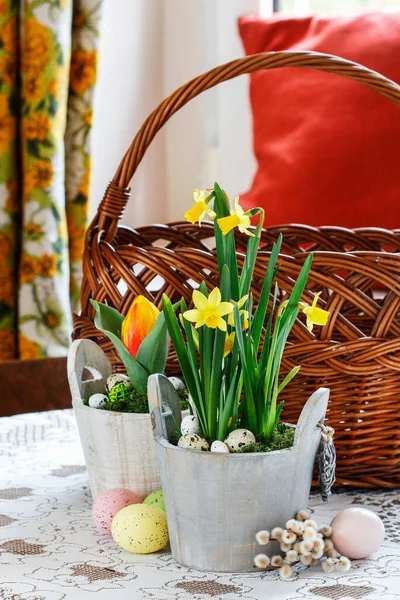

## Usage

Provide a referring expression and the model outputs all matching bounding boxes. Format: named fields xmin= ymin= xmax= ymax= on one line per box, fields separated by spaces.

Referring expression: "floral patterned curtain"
xmin=0 ymin=0 xmax=102 ymax=360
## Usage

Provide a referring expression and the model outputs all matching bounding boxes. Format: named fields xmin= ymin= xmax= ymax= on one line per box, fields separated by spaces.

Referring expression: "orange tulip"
xmin=121 ymin=296 xmax=159 ymax=357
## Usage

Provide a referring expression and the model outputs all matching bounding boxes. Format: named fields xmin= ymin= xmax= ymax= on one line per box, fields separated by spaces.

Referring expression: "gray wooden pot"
xmin=148 ymin=374 xmax=329 ymax=572
xmin=68 ymin=339 xmax=162 ymax=500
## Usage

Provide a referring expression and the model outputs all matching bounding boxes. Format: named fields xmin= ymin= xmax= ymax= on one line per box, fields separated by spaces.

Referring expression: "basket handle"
xmin=93 ymin=51 xmax=400 ymax=241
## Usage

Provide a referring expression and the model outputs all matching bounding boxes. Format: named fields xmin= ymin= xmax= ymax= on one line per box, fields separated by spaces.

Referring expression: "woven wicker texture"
xmin=74 ymin=52 xmax=400 ymax=487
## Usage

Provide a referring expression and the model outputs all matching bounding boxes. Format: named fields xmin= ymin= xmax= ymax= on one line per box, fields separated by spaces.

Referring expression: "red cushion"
xmin=238 ymin=13 xmax=400 ymax=229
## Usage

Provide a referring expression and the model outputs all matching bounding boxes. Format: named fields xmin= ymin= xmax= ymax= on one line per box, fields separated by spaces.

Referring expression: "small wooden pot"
xmin=148 ymin=374 xmax=329 ymax=572
xmin=67 ymin=339 xmax=161 ymax=500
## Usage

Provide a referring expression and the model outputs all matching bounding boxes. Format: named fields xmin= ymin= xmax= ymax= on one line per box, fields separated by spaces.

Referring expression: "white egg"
xmin=210 ymin=441 xmax=230 ymax=454
xmin=178 ymin=434 xmax=209 ymax=451
xmin=181 ymin=414 xmax=200 ymax=435
xmin=224 ymin=429 xmax=256 ymax=452
xmin=105 ymin=373 xmax=132 ymax=393
xmin=168 ymin=376 xmax=185 ymax=391
xmin=88 ymin=393 xmax=108 ymax=408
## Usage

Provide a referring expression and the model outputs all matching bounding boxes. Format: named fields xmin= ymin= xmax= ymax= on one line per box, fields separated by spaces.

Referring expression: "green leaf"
xmin=218 ymin=366 xmax=240 ymax=440
xmin=90 ymin=300 xmax=149 ymax=394
xmin=209 ymin=265 xmax=230 ymax=438
xmin=213 ymin=184 xmax=229 ymax=280
xmin=180 ymin=298 xmax=207 ymax=431
xmin=162 ymin=294 xmax=206 ymax=428
xmin=234 ymin=304 xmax=257 ymax=434
xmin=275 ymin=400 xmax=285 ymax=425
xmin=239 ymin=212 xmax=264 ymax=299
xmin=208 ymin=326 xmax=225 ymax=440
xmin=251 ymin=234 xmax=282 ymax=350
xmin=136 ymin=311 xmax=168 ymax=375
xmin=279 ymin=253 xmax=312 ymax=333
xmin=277 ymin=365 xmax=301 ymax=395
xmin=258 ymin=282 xmax=278 ymax=375
xmin=213 ymin=183 xmax=239 ymax=301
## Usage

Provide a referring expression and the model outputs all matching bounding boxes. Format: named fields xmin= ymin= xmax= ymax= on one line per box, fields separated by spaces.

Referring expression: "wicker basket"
xmin=73 ymin=51 xmax=400 ymax=488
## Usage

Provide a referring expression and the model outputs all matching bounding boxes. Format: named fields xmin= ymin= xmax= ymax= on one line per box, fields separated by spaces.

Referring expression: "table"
xmin=0 ymin=410 xmax=399 ymax=600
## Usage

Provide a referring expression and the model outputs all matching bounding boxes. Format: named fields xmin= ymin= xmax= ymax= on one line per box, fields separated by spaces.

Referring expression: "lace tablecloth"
xmin=0 ymin=410 xmax=399 ymax=600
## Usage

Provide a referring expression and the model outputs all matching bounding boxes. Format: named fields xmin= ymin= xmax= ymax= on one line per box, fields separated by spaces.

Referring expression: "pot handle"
xmin=67 ymin=339 xmax=112 ymax=406
xmin=293 ymin=387 xmax=330 ymax=447
xmin=148 ymin=373 xmax=183 ymax=442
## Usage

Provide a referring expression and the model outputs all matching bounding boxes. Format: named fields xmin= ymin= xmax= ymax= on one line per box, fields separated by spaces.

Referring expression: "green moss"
xmin=102 ymin=390 xmax=149 ymax=413
xmin=169 ymin=430 xmax=182 ymax=446
xmin=92 ymin=384 xmax=190 ymax=415
xmin=177 ymin=388 xmax=189 ymax=411
xmin=238 ymin=423 xmax=295 ymax=454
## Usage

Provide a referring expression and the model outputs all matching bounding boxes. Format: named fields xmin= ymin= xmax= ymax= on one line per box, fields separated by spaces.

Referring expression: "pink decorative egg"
xmin=93 ymin=488 xmax=142 ymax=534
xmin=331 ymin=507 xmax=385 ymax=559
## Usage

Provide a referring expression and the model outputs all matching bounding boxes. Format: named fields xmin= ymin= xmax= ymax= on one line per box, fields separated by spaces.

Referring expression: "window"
xmin=275 ymin=0 xmax=400 ymax=14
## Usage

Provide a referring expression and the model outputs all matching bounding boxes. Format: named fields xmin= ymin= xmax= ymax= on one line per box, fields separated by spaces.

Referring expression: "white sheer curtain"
xmin=90 ymin=0 xmax=272 ymax=228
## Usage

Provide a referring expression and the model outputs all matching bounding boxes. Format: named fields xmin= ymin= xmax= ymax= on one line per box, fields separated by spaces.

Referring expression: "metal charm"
xmin=316 ymin=424 xmax=336 ymax=502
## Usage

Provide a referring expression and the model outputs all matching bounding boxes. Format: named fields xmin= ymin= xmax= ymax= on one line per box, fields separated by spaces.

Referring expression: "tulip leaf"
xmin=136 ymin=311 xmax=169 ymax=375
xmin=90 ymin=300 xmax=149 ymax=394
xmin=90 ymin=300 xmax=124 ymax=335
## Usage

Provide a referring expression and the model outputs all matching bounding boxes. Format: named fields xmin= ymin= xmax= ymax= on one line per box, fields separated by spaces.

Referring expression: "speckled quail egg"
xmin=178 ymin=434 xmax=210 ymax=451
xmin=210 ymin=441 xmax=230 ymax=453
xmin=224 ymin=429 xmax=256 ymax=452
xmin=105 ymin=373 xmax=133 ymax=393
xmin=168 ymin=376 xmax=185 ymax=391
xmin=180 ymin=414 xmax=200 ymax=435
xmin=88 ymin=393 xmax=108 ymax=408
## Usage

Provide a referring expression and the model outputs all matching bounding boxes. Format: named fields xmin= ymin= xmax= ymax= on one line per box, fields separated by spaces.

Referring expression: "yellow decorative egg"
xmin=111 ymin=503 xmax=169 ymax=554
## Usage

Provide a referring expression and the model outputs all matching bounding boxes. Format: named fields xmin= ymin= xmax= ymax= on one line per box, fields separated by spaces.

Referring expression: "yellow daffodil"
xmin=223 ymin=332 xmax=235 ymax=357
xmin=183 ymin=287 xmax=233 ymax=331
xmin=184 ymin=189 xmax=216 ymax=226
xmin=298 ymin=292 xmax=330 ymax=333
xmin=217 ymin=196 xmax=254 ymax=237
xmin=228 ymin=295 xmax=249 ymax=330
